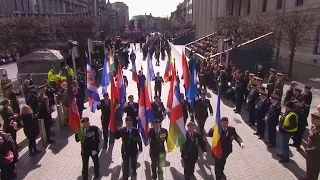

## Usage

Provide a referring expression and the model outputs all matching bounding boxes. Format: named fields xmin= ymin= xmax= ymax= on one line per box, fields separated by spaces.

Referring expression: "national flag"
xmin=67 ymin=74 xmax=84 ymax=142
xmin=167 ymin=68 xmax=186 ymax=152
xmin=138 ymin=75 xmax=154 ymax=146
xmin=166 ymin=62 xmax=176 ymax=117
xmin=130 ymin=52 xmax=139 ymax=83
xmin=147 ymin=52 xmax=155 ymax=80
xmin=163 ymin=58 xmax=171 ymax=83
xmin=117 ymin=65 xmax=126 ymax=116
xmin=109 ymin=50 xmax=116 ymax=72
xmin=86 ymin=60 xmax=100 ymax=112
xmin=146 ymin=52 xmax=154 ymax=100
xmin=181 ymin=50 xmax=190 ymax=89
xmin=109 ymin=77 xmax=118 ymax=133
xmin=169 ymin=54 xmax=174 ymax=72
xmin=212 ymin=90 xmax=222 ymax=159
xmin=186 ymin=58 xmax=198 ymax=108
xmin=101 ymin=53 xmax=111 ymax=94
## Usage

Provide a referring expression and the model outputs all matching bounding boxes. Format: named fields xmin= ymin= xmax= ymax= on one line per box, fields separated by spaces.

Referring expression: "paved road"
xmin=15 ymin=44 xmax=309 ymax=180
xmin=0 ymin=62 xmax=18 ymax=79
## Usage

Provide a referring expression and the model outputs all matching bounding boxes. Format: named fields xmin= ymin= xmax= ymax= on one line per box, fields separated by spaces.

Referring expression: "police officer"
xmin=208 ymin=117 xmax=244 ymax=180
xmin=284 ymin=81 xmax=298 ymax=104
xmin=265 ymin=94 xmax=281 ymax=147
xmin=115 ymin=117 xmax=142 ymax=180
xmin=194 ymin=92 xmax=213 ymax=135
xmin=291 ymin=97 xmax=309 ymax=151
xmin=75 ymin=117 xmax=100 ymax=180
xmin=124 ymin=95 xmax=139 ymax=128
xmin=154 ymin=72 xmax=164 ymax=98
xmin=302 ymin=85 xmax=312 ymax=107
xmin=148 ymin=119 xmax=168 ymax=180
xmin=152 ymin=95 xmax=166 ymax=122
xmin=247 ymin=84 xmax=259 ymax=126
xmin=267 ymin=68 xmax=277 ymax=96
xmin=254 ymin=91 xmax=270 ymax=139
xmin=301 ymin=112 xmax=320 ymax=180
xmin=181 ymin=122 xmax=206 ymax=180
xmin=181 ymin=93 xmax=193 ymax=124
xmin=97 ymin=92 xmax=111 ymax=149
xmin=273 ymin=73 xmax=284 ymax=101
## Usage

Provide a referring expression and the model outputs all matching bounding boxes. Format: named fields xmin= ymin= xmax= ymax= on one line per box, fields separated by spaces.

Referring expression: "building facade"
xmin=171 ymin=0 xmax=194 ymax=28
xmin=111 ymin=1 xmax=129 ymax=29
xmin=132 ymin=13 xmax=161 ymax=31
xmin=194 ymin=0 xmax=320 ymax=67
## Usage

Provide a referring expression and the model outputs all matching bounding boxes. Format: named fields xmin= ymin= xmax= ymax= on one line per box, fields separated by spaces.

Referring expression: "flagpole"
xmin=87 ymin=38 xmax=92 ymax=65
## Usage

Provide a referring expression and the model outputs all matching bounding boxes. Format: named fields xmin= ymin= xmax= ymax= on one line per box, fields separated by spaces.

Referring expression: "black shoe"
xmin=48 ymin=140 xmax=55 ymax=144
xmin=276 ymin=153 xmax=283 ymax=158
xmin=94 ymin=174 xmax=100 ymax=179
xmin=267 ymin=144 xmax=276 ymax=148
xmin=253 ymin=132 xmax=258 ymax=135
xmin=258 ymin=136 xmax=264 ymax=139
xmin=34 ymin=149 xmax=42 ymax=153
xmin=234 ymin=111 xmax=241 ymax=113
xmin=279 ymin=158 xmax=289 ymax=163
xmin=288 ymin=143 xmax=296 ymax=147
xmin=132 ymin=171 xmax=137 ymax=176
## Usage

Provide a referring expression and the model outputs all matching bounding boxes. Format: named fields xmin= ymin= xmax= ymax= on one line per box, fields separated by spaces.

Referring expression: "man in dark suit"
xmin=181 ymin=93 xmax=193 ymax=123
xmin=154 ymin=72 xmax=164 ymax=98
xmin=265 ymin=94 xmax=281 ymax=147
xmin=181 ymin=122 xmax=206 ymax=180
xmin=208 ymin=117 xmax=244 ymax=180
xmin=148 ymin=119 xmax=168 ymax=180
xmin=124 ymin=95 xmax=139 ymax=128
xmin=194 ymin=92 xmax=213 ymax=135
xmin=302 ymin=85 xmax=312 ymax=107
xmin=97 ymin=92 xmax=111 ymax=148
xmin=75 ymin=117 xmax=100 ymax=180
xmin=247 ymin=84 xmax=259 ymax=126
xmin=151 ymin=95 xmax=166 ymax=122
xmin=254 ymin=91 xmax=270 ymax=139
xmin=115 ymin=117 xmax=143 ymax=180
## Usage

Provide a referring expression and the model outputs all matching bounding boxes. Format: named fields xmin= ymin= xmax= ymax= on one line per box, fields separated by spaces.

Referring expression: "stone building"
xmin=111 ymin=1 xmax=129 ymax=29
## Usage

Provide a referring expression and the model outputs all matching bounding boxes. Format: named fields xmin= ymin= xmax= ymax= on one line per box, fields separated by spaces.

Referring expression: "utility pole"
xmin=275 ymin=0 xmax=286 ymax=68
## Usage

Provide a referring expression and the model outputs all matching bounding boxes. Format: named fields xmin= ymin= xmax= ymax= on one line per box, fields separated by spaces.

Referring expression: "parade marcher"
xmin=208 ymin=117 xmax=244 ymax=180
xmin=38 ymin=96 xmax=55 ymax=144
xmin=148 ymin=119 xmax=168 ymax=180
xmin=124 ymin=95 xmax=139 ymax=128
xmin=20 ymin=105 xmax=41 ymax=156
xmin=254 ymin=91 xmax=270 ymax=139
xmin=6 ymin=84 xmax=22 ymax=127
xmin=151 ymin=95 xmax=166 ymax=122
xmin=267 ymin=68 xmax=277 ymax=96
xmin=256 ymin=64 xmax=264 ymax=80
xmin=300 ymin=112 xmax=320 ymax=180
xmin=273 ymin=73 xmax=284 ymax=102
xmin=181 ymin=93 xmax=193 ymax=123
xmin=75 ymin=117 xmax=100 ymax=180
xmin=194 ymin=92 xmax=213 ymax=135
xmin=302 ymin=85 xmax=312 ymax=107
xmin=115 ymin=117 xmax=143 ymax=180
xmin=0 ymin=130 xmax=18 ymax=180
xmin=181 ymin=122 xmax=206 ymax=180
xmin=97 ymin=92 xmax=111 ymax=148
xmin=247 ymin=84 xmax=259 ymax=126
xmin=0 ymin=99 xmax=19 ymax=147
xmin=291 ymin=87 xmax=302 ymax=103
xmin=154 ymin=72 xmax=164 ymax=98
xmin=284 ymin=81 xmax=298 ymax=104
xmin=27 ymin=85 xmax=39 ymax=113
xmin=265 ymin=94 xmax=281 ymax=147
xmin=73 ymin=80 xmax=85 ymax=118
xmin=255 ymin=76 xmax=263 ymax=88
xmin=278 ymin=101 xmax=298 ymax=163
xmin=234 ymin=78 xmax=244 ymax=113
xmin=246 ymin=73 xmax=255 ymax=99
xmin=155 ymin=48 xmax=160 ymax=66
xmin=291 ymin=97 xmax=309 ymax=151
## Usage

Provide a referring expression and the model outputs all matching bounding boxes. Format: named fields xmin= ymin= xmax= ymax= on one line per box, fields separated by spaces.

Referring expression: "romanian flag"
xmin=212 ymin=90 xmax=222 ymax=159
xmin=163 ymin=58 xmax=171 ymax=83
xmin=167 ymin=65 xmax=186 ymax=152
xmin=109 ymin=77 xmax=118 ymax=133
xmin=181 ymin=50 xmax=190 ymax=90
xmin=67 ymin=74 xmax=84 ymax=142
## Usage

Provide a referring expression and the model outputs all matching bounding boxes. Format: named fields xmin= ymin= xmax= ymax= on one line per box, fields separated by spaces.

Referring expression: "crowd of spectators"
xmin=0 ymin=51 xmax=19 ymax=65
xmin=170 ymin=28 xmax=194 ymax=39
xmin=186 ymin=34 xmax=220 ymax=59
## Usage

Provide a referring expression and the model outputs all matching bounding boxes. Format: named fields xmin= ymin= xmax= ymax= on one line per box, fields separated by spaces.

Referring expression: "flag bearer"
xmin=148 ymin=119 xmax=168 ymax=180
xmin=152 ymin=95 xmax=166 ymax=122
xmin=75 ymin=117 xmax=100 ymax=180
xmin=124 ymin=95 xmax=139 ymax=128
xmin=194 ymin=92 xmax=213 ymax=135
xmin=97 ymin=92 xmax=111 ymax=149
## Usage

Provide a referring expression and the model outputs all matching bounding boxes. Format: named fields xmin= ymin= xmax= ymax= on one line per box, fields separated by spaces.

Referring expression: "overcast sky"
xmin=109 ymin=0 xmax=183 ymax=18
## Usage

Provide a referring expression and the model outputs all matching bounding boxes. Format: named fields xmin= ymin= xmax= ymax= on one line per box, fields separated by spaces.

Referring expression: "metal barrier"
xmin=56 ymin=104 xmax=64 ymax=129
xmin=38 ymin=119 xmax=47 ymax=147
xmin=0 ymin=77 xmax=23 ymax=97
xmin=17 ymin=73 xmax=48 ymax=86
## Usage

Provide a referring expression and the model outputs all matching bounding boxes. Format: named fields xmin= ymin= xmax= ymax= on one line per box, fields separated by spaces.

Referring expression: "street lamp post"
xmin=275 ymin=0 xmax=286 ymax=69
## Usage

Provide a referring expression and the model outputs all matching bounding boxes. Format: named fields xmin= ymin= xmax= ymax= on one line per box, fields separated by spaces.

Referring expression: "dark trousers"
xmin=214 ymin=153 xmax=229 ymax=180
xmin=196 ymin=118 xmax=206 ymax=135
xmin=9 ymin=130 xmax=17 ymax=145
xmin=101 ymin=120 xmax=110 ymax=145
xmin=151 ymin=152 xmax=166 ymax=179
xmin=183 ymin=157 xmax=197 ymax=180
xmin=132 ymin=119 xmax=138 ymax=129
xmin=256 ymin=119 xmax=265 ymax=138
xmin=248 ymin=105 xmax=255 ymax=125
xmin=82 ymin=152 xmax=99 ymax=180
xmin=1 ymin=163 xmax=16 ymax=180
xmin=306 ymin=151 xmax=320 ymax=180
xmin=235 ymin=96 xmax=242 ymax=111
xmin=28 ymin=137 xmax=37 ymax=153
xmin=154 ymin=88 xmax=162 ymax=98
xmin=122 ymin=153 xmax=138 ymax=179
xmin=44 ymin=120 xmax=52 ymax=142
xmin=267 ymin=123 xmax=277 ymax=146
xmin=292 ymin=126 xmax=306 ymax=147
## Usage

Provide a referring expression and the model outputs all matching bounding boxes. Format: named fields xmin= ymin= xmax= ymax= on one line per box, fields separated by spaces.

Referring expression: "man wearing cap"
xmin=247 ymin=84 xmax=259 ymax=126
xmin=152 ymin=95 xmax=166 ymax=122
xmin=265 ymin=94 xmax=281 ymax=147
xmin=246 ymin=73 xmax=255 ymax=92
xmin=148 ymin=119 xmax=168 ymax=180
xmin=254 ymin=91 xmax=270 ymax=139
xmin=154 ymin=72 xmax=164 ymax=98
xmin=300 ymin=112 xmax=320 ymax=180
xmin=291 ymin=87 xmax=302 ymax=103
xmin=291 ymin=97 xmax=309 ymax=151
xmin=181 ymin=122 xmax=206 ymax=180
xmin=0 ymin=99 xmax=19 ymax=146
xmin=97 ymin=92 xmax=111 ymax=148
xmin=278 ymin=102 xmax=298 ymax=163
xmin=124 ymin=95 xmax=139 ymax=128
xmin=5 ymin=84 xmax=21 ymax=125
xmin=302 ymin=85 xmax=312 ymax=107
xmin=208 ymin=117 xmax=244 ymax=180
xmin=115 ymin=117 xmax=142 ymax=180
xmin=27 ymin=85 xmax=39 ymax=113
xmin=273 ymin=73 xmax=284 ymax=101
xmin=194 ymin=92 xmax=213 ymax=135
xmin=267 ymin=68 xmax=277 ymax=96
xmin=75 ymin=117 xmax=100 ymax=180
xmin=284 ymin=81 xmax=298 ymax=104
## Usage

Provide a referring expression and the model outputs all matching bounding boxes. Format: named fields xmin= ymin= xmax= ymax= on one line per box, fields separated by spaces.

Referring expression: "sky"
xmin=109 ymin=0 xmax=183 ymax=19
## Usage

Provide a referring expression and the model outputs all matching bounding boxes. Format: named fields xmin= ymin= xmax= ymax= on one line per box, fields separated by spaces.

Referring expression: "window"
xmin=277 ymin=0 xmax=282 ymax=10
xmin=238 ymin=0 xmax=242 ymax=16
xmin=316 ymin=29 xmax=320 ymax=54
xmin=296 ymin=0 xmax=303 ymax=6
xmin=262 ymin=0 xmax=267 ymax=12
xmin=247 ymin=0 xmax=251 ymax=15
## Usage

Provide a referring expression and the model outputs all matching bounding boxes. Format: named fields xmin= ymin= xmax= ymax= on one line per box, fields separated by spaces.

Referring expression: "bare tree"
xmin=281 ymin=13 xmax=317 ymax=79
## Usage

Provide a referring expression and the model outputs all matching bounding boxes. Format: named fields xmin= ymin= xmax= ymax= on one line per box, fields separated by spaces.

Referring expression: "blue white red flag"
xmin=101 ymin=53 xmax=111 ymax=94
xmin=86 ymin=60 xmax=100 ymax=112
xmin=117 ymin=65 xmax=126 ymax=116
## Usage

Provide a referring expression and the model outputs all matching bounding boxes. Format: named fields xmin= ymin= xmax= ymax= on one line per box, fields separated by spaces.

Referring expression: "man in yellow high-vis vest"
xmin=278 ymin=101 xmax=298 ymax=163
